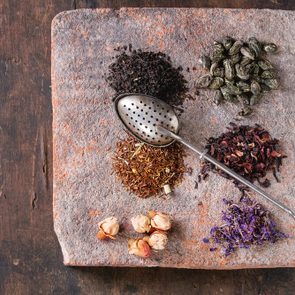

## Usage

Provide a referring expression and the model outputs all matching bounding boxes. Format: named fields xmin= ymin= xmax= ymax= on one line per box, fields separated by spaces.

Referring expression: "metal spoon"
xmin=114 ymin=93 xmax=295 ymax=219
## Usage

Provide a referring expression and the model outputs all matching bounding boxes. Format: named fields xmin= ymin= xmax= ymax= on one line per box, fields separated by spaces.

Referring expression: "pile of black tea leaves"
xmin=107 ymin=45 xmax=188 ymax=107
xmin=203 ymin=196 xmax=288 ymax=256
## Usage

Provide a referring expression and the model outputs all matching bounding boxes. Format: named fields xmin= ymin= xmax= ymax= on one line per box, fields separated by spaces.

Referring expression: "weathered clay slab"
xmin=52 ymin=8 xmax=295 ymax=268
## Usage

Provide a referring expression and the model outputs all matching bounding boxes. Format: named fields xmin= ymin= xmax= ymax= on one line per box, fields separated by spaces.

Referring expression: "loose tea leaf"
xmin=195 ymin=37 xmax=279 ymax=115
xmin=203 ymin=196 xmax=288 ymax=256
xmin=196 ymin=75 xmax=213 ymax=88
xmin=263 ymin=43 xmax=278 ymax=53
xmin=107 ymin=46 xmax=188 ymax=106
xmin=199 ymin=55 xmax=211 ymax=69
xmin=112 ymin=136 xmax=185 ymax=198
xmin=199 ymin=123 xmax=286 ymax=190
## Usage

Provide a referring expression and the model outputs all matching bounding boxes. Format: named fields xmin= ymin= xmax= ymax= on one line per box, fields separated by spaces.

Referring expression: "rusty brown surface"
xmin=52 ymin=8 xmax=295 ymax=269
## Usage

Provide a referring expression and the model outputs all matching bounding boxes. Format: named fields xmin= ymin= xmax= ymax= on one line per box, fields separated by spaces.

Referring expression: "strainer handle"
xmin=159 ymin=126 xmax=295 ymax=219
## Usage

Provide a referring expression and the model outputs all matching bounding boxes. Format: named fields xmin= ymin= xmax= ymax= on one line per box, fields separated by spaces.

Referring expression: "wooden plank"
xmin=76 ymin=0 xmax=295 ymax=9
xmin=0 ymin=0 xmax=295 ymax=294
xmin=0 ymin=1 xmax=79 ymax=294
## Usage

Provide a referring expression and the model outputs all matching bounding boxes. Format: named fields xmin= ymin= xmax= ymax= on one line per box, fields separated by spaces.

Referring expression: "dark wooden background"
xmin=1 ymin=1 xmax=295 ymax=294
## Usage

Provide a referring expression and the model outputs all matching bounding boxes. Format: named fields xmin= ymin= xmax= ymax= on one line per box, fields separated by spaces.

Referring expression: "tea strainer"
xmin=114 ymin=93 xmax=295 ymax=219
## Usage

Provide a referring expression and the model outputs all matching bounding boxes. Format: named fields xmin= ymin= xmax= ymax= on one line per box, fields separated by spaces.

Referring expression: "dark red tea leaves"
xmin=107 ymin=46 xmax=188 ymax=106
xmin=203 ymin=196 xmax=288 ymax=256
xmin=199 ymin=123 xmax=286 ymax=190
xmin=112 ymin=136 xmax=185 ymax=198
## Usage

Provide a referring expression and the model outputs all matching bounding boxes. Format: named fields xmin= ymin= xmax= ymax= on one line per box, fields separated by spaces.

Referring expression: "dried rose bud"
xmin=149 ymin=211 xmax=172 ymax=231
xmin=97 ymin=217 xmax=119 ymax=240
xmin=128 ymin=238 xmax=151 ymax=258
xmin=144 ymin=231 xmax=168 ymax=250
xmin=131 ymin=214 xmax=151 ymax=233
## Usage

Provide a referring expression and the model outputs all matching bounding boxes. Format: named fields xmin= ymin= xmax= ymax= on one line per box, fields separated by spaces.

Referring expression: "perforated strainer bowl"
xmin=114 ymin=93 xmax=179 ymax=147
xmin=114 ymin=93 xmax=295 ymax=219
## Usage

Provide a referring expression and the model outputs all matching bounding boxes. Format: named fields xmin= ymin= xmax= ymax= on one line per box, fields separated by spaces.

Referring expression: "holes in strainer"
xmin=148 ymin=120 xmax=150 ymax=123
xmin=153 ymin=109 xmax=157 ymax=113
xmin=140 ymin=101 xmax=143 ymax=103
xmin=145 ymin=112 xmax=148 ymax=115
xmin=139 ymin=123 xmax=143 ymax=126
xmin=164 ymin=115 xmax=167 ymax=118
xmin=145 ymin=126 xmax=148 ymax=129
xmin=125 ymin=114 xmax=129 ymax=117
xmin=136 ymin=106 xmax=139 ymax=109
xmin=123 ymin=105 xmax=126 ymax=107
xmin=149 ymin=107 xmax=152 ymax=110
xmin=137 ymin=114 xmax=140 ymax=117
xmin=169 ymin=118 xmax=172 ymax=121
xmin=128 ymin=108 xmax=131 ymax=111
xmin=131 ymin=103 xmax=134 ymax=106
xmin=140 ymin=109 xmax=143 ymax=112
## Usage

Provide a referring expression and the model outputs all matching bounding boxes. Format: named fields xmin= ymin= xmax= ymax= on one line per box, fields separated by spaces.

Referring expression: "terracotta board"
xmin=52 ymin=8 xmax=295 ymax=268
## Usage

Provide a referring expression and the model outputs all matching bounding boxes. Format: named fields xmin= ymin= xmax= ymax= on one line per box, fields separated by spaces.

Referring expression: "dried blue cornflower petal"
xmin=222 ymin=198 xmax=230 ymax=205
xmin=203 ymin=196 xmax=288 ymax=256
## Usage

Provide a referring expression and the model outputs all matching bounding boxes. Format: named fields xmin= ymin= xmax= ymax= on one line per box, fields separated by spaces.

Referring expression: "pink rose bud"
xmin=131 ymin=214 xmax=151 ymax=233
xmin=128 ymin=238 xmax=151 ymax=258
xmin=97 ymin=217 xmax=119 ymax=240
xmin=144 ymin=230 xmax=168 ymax=250
xmin=149 ymin=211 xmax=172 ymax=231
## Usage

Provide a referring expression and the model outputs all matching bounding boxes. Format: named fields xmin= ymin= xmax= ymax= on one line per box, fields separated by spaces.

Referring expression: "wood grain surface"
xmin=1 ymin=0 xmax=295 ymax=294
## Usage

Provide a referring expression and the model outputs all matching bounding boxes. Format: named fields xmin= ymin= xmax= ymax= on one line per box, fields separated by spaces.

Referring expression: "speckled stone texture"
xmin=52 ymin=8 xmax=295 ymax=269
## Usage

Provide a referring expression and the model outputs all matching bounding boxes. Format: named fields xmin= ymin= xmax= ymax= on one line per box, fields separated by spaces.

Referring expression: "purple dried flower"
xmin=203 ymin=196 xmax=288 ymax=256
xmin=209 ymin=247 xmax=217 ymax=252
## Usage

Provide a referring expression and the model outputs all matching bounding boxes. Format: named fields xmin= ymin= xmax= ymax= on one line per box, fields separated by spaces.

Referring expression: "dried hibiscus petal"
xmin=198 ymin=123 xmax=286 ymax=190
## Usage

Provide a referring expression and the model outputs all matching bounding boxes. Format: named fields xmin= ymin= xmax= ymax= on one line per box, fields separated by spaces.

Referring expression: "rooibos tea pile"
xmin=203 ymin=196 xmax=288 ymax=256
xmin=199 ymin=123 xmax=285 ymax=190
xmin=196 ymin=37 xmax=279 ymax=115
xmin=112 ymin=136 xmax=185 ymax=198
xmin=107 ymin=46 xmax=188 ymax=106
